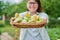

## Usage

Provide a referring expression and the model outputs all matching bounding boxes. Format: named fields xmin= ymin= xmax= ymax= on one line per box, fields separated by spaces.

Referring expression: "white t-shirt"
xmin=19 ymin=11 xmax=50 ymax=40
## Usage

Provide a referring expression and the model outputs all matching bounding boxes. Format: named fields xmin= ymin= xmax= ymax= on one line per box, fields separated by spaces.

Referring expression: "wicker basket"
xmin=13 ymin=22 xmax=46 ymax=28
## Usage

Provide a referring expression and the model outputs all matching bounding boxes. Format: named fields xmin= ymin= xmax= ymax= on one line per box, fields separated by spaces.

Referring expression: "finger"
xmin=43 ymin=18 xmax=47 ymax=21
xmin=10 ymin=21 xmax=13 ymax=25
xmin=10 ymin=17 xmax=15 ymax=21
xmin=10 ymin=20 xmax=15 ymax=25
xmin=10 ymin=21 xmax=16 ymax=27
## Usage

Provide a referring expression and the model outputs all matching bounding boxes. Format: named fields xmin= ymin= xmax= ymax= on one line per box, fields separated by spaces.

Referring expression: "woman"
xmin=10 ymin=0 xmax=50 ymax=40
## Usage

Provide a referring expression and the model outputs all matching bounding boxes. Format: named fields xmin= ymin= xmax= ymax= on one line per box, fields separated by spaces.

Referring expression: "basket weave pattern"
xmin=14 ymin=22 xmax=45 ymax=28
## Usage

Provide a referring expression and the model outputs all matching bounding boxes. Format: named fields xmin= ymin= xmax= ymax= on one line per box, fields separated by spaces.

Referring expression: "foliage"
xmin=41 ymin=0 xmax=60 ymax=18
xmin=46 ymin=18 xmax=60 ymax=28
xmin=1 ymin=0 xmax=26 ymax=18
xmin=46 ymin=27 xmax=60 ymax=40
xmin=1 ymin=0 xmax=60 ymax=18
xmin=0 ymin=20 xmax=5 ymax=27
xmin=0 ymin=25 xmax=20 ymax=40
xmin=0 ymin=1 xmax=4 ymax=15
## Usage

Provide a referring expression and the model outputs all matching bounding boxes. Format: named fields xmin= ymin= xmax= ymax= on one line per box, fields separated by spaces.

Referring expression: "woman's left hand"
xmin=40 ymin=18 xmax=47 ymax=27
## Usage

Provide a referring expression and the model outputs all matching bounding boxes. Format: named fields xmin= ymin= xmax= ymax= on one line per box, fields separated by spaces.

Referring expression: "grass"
xmin=0 ymin=25 xmax=60 ymax=40
xmin=46 ymin=27 xmax=60 ymax=40
xmin=0 ymin=25 xmax=20 ymax=40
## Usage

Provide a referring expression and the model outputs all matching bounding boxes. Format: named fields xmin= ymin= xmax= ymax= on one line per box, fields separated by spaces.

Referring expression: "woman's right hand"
xmin=10 ymin=17 xmax=15 ymax=27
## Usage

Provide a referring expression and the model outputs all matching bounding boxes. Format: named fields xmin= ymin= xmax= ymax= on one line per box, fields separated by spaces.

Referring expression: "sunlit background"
xmin=1 ymin=0 xmax=23 ymax=4
xmin=0 ymin=0 xmax=60 ymax=40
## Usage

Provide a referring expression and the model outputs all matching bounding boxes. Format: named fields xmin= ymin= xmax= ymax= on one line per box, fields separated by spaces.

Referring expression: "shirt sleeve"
xmin=38 ymin=12 xmax=49 ymax=23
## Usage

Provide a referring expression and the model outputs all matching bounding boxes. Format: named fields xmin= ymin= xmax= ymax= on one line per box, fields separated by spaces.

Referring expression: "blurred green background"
xmin=0 ymin=0 xmax=60 ymax=40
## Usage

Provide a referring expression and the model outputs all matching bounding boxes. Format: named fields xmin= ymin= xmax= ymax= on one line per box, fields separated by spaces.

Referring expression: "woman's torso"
xmin=19 ymin=11 xmax=50 ymax=40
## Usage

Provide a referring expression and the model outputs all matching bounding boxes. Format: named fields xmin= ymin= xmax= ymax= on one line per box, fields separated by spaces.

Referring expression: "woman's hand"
xmin=39 ymin=21 xmax=46 ymax=27
xmin=40 ymin=18 xmax=47 ymax=27
xmin=10 ymin=17 xmax=15 ymax=27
